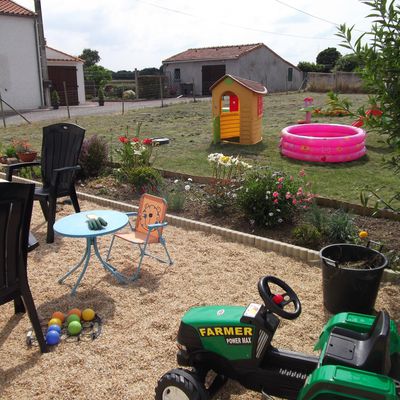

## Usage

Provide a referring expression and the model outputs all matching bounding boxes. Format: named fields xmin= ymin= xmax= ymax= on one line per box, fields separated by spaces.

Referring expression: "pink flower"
xmin=277 ymin=184 xmax=283 ymax=190
xmin=292 ymin=199 xmax=297 ymax=205
xmin=285 ymin=192 xmax=291 ymax=199
xmin=273 ymin=199 xmax=279 ymax=204
xmin=278 ymin=177 xmax=284 ymax=183
xmin=290 ymin=176 xmax=294 ymax=181
xmin=272 ymin=191 xmax=279 ymax=198
xmin=299 ymin=169 xmax=305 ymax=177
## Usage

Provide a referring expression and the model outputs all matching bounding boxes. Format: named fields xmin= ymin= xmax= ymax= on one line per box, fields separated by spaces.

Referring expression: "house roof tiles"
xmin=163 ymin=43 xmax=264 ymax=63
xmin=0 ymin=0 xmax=35 ymax=16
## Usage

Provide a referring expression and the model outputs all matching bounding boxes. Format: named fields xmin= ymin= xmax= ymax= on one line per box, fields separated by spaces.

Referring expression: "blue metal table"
xmin=54 ymin=209 xmax=129 ymax=295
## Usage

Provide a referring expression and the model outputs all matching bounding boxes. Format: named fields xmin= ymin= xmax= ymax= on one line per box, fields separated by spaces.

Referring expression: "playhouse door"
xmin=220 ymin=94 xmax=240 ymax=141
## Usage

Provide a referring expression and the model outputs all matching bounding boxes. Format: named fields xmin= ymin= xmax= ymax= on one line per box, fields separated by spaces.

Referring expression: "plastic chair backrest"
xmin=40 ymin=123 xmax=85 ymax=192
xmin=0 ymin=183 xmax=34 ymax=296
xmin=135 ymin=194 xmax=167 ymax=241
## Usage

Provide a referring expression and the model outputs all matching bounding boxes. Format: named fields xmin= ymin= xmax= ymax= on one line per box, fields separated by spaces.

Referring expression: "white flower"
xmin=174 ymin=179 xmax=179 ymax=184
xmin=277 ymin=209 xmax=281 ymax=212
xmin=269 ymin=212 xmax=274 ymax=216
xmin=265 ymin=195 xmax=269 ymax=200
xmin=187 ymin=177 xmax=193 ymax=182
xmin=278 ymin=218 xmax=283 ymax=223
xmin=184 ymin=185 xmax=190 ymax=191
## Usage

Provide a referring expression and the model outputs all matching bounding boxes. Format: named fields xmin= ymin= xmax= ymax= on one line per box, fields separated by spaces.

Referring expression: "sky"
xmin=15 ymin=0 xmax=379 ymax=72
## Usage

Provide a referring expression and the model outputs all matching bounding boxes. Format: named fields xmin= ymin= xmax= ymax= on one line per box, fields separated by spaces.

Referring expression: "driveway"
xmin=2 ymin=96 xmax=210 ymax=126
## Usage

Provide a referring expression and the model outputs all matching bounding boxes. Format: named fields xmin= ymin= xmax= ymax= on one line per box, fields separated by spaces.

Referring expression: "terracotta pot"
xmin=17 ymin=152 xmax=37 ymax=162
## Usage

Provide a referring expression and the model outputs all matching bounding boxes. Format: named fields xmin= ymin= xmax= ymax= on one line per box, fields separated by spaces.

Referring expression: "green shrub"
xmin=79 ymin=135 xmax=109 ymax=178
xmin=304 ymin=203 xmax=330 ymax=235
xmin=237 ymin=168 xmax=314 ymax=227
xmin=5 ymin=145 xmax=16 ymax=158
xmin=117 ymin=166 xmax=162 ymax=194
xmin=292 ymin=224 xmax=322 ymax=248
xmin=162 ymin=179 xmax=189 ymax=211
xmin=326 ymin=209 xmax=358 ymax=243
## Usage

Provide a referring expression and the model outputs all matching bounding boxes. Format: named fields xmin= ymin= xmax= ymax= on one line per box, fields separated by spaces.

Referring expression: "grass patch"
xmin=1 ymin=91 xmax=398 ymax=206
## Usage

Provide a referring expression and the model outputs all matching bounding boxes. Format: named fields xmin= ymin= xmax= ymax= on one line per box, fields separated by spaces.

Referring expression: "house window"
xmin=288 ymin=67 xmax=293 ymax=82
xmin=174 ymin=68 xmax=181 ymax=82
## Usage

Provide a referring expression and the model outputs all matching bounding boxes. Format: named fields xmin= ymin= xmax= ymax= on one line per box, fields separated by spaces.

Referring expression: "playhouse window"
xmin=221 ymin=94 xmax=239 ymax=112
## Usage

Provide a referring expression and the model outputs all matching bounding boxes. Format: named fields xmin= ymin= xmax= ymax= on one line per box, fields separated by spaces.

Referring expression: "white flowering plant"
xmin=206 ymin=153 xmax=252 ymax=213
xmin=161 ymin=177 xmax=193 ymax=211
xmin=237 ymin=167 xmax=314 ymax=227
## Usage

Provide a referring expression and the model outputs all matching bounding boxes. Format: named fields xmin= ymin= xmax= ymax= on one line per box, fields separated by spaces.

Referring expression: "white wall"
xmin=0 ymin=15 xmax=42 ymax=111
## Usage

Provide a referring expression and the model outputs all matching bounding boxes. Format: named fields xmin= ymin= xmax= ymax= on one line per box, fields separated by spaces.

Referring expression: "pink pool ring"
xmin=280 ymin=123 xmax=366 ymax=163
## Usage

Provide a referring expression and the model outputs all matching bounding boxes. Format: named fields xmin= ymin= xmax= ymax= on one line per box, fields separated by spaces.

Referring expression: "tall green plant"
xmin=336 ymin=0 xmax=400 ymax=156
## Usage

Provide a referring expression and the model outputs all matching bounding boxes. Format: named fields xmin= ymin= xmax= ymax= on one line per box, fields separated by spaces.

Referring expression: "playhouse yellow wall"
xmin=212 ymin=80 xmax=263 ymax=145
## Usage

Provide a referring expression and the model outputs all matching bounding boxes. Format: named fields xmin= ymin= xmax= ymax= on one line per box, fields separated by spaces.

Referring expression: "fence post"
xmin=159 ymin=75 xmax=164 ymax=108
xmin=135 ymin=68 xmax=139 ymax=99
xmin=122 ymin=85 xmax=125 ymax=115
xmin=63 ymin=81 xmax=70 ymax=119
xmin=192 ymin=78 xmax=196 ymax=102
xmin=0 ymin=90 xmax=6 ymax=128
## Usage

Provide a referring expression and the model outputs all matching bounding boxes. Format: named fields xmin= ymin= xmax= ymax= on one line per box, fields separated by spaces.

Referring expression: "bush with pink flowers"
xmin=237 ymin=167 xmax=314 ymax=227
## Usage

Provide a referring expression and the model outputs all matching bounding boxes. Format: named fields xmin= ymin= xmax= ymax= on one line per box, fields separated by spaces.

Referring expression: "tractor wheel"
xmin=155 ymin=368 xmax=209 ymax=400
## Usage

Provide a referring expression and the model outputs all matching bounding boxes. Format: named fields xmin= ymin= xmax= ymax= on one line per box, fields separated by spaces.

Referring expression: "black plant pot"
xmin=98 ymin=100 xmax=104 ymax=106
xmin=52 ymin=104 xmax=59 ymax=110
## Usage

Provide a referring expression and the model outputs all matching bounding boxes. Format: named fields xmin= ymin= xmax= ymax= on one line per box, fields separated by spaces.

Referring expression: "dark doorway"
xmin=202 ymin=65 xmax=226 ymax=95
xmin=48 ymin=66 xmax=79 ymax=105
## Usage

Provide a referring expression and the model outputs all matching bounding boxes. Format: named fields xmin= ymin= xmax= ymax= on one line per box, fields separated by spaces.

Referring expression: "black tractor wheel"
xmin=155 ymin=368 xmax=209 ymax=400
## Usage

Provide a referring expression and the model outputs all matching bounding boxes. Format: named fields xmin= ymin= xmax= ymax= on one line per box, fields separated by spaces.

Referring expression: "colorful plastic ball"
xmin=52 ymin=311 xmax=65 ymax=323
xmin=46 ymin=330 xmax=61 ymax=345
xmin=82 ymin=308 xmax=95 ymax=322
xmin=48 ymin=324 xmax=61 ymax=334
xmin=66 ymin=314 xmax=81 ymax=325
xmin=67 ymin=308 xmax=82 ymax=319
xmin=68 ymin=321 xmax=82 ymax=336
xmin=48 ymin=317 xmax=62 ymax=327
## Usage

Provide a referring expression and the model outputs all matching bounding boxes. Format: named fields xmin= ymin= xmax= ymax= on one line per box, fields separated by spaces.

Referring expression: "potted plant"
xmin=98 ymin=87 xmax=105 ymax=106
xmin=13 ymin=139 xmax=37 ymax=162
xmin=51 ymin=90 xmax=60 ymax=110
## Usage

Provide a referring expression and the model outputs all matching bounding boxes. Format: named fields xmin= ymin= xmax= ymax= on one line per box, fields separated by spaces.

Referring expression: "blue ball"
xmin=46 ymin=330 xmax=60 ymax=345
xmin=48 ymin=324 xmax=61 ymax=334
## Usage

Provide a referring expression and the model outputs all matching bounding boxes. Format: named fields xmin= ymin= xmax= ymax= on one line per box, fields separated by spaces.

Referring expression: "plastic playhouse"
xmin=210 ymin=74 xmax=267 ymax=145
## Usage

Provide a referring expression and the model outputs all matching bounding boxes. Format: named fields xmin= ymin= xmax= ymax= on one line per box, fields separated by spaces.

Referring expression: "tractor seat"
xmin=322 ymin=311 xmax=391 ymax=375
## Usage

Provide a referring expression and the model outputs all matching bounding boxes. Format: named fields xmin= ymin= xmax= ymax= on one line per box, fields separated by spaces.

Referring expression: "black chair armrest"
xmin=5 ymin=162 xmax=41 ymax=181
xmin=50 ymin=165 xmax=81 ymax=189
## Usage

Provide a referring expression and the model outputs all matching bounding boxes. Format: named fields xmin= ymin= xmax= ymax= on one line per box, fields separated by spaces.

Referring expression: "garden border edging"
xmin=1 ymin=173 xmax=398 ymax=283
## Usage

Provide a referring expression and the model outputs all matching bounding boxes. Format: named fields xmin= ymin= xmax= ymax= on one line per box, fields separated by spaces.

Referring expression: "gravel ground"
xmin=0 ymin=199 xmax=399 ymax=400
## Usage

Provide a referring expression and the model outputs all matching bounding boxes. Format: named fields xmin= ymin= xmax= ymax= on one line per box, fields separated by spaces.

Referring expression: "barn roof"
xmin=0 ymin=0 xmax=35 ymax=16
xmin=163 ymin=43 xmax=264 ymax=63
xmin=210 ymin=74 xmax=268 ymax=95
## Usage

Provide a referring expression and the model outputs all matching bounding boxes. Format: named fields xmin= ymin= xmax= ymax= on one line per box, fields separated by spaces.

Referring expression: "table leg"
xmin=58 ymin=238 xmax=92 ymax=296
xmin=92 ymin=238 xmax=127 ymax=283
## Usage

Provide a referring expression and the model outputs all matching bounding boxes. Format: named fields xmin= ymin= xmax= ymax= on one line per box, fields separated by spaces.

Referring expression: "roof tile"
xmin=163 ymin=43 xmax=263 ymax=63
xmin=0 ymin=0 xmax=35 ymax=17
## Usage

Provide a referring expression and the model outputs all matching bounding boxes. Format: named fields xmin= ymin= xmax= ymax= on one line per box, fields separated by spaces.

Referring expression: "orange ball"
xmin=67 ymin=308 xmax=82 ymax=319
xmin=52 ymin=311 xmax=65 ymax=323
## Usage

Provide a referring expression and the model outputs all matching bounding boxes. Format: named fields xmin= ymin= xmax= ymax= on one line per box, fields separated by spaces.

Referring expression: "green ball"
xmin=66 ymin=314 xmax=81 ymax=325
xmin=68 ymin=320 xmax=82 ymax=336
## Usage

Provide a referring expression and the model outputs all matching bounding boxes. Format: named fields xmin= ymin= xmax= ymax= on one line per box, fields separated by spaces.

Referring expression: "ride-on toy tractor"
xmin=155 ymin=276 xmax=400 ymax=399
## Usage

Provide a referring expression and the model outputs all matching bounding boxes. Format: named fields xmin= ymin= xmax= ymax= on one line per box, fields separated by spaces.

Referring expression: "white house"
xmin=0 ymin=0 xmax=85 ymax=111
xmin=162 ymin=43 xmax=304 ymax=96
xmin=0 ymin=0 xmax=43 ymax=111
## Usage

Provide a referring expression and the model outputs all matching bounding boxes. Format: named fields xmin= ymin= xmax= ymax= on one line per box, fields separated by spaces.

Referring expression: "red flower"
xmin=119 ymin=136 xmax=129 ymax=143
xmin=132 ymin=137 xmax=139 ymax=143
xmin=142 ymin=138 xmax=153 ymax=145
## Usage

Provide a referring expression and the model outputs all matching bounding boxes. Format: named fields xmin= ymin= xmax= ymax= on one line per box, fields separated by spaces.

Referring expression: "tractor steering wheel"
xmin=258 ymin=276 xmax=301 ymax=320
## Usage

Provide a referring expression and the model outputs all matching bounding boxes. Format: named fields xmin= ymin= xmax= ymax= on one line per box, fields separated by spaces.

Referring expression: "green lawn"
xmin=1 ymin=91 xmax=398 ymax=206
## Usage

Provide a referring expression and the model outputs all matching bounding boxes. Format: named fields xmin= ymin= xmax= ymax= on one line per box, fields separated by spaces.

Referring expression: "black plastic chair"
xmin=0 ymin=182 xmax=47 ymax=353
xmin=6 ymin=123 xmax=85 ymax=243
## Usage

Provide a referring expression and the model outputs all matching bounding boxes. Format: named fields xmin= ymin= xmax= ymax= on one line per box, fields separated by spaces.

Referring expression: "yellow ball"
xmin=48 ymin=317 xmax=62 ymax=327
xmin=359 ymin=230 xmax=368 ymax=239
xmin=82 ymin=308 xmax=95 ymax=321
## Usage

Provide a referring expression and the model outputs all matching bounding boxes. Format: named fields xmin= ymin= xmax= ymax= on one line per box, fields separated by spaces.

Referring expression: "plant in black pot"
xmin=98 ymin=87 xmax=105 ymax=106
xmin=51 ymin=90 xmax=60 ymax=110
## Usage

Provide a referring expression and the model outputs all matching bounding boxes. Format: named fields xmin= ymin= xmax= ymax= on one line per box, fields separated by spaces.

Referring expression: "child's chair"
xmin=106 ymin=194 xmax=173 ymax=280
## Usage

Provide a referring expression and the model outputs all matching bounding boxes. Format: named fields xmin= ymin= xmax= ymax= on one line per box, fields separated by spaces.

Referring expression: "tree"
xmin=297 ymin=61 xmax=326 ymax=72
xmin=336 ymin=0 xmax=400 ymax=166
xmin=79 ymin=48 xmax=100 ymax=68
xmin=84 ymin=65 xmax=112 ymax=88
xmin=334 ymin=54 xmax=362 ymax=72
xmin=316 ymin=47 xmax=342 ymax=71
